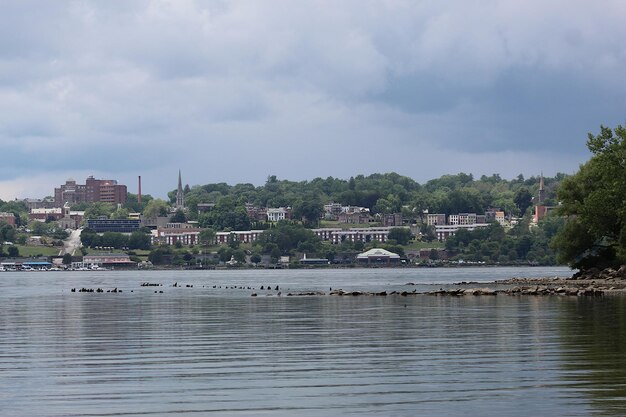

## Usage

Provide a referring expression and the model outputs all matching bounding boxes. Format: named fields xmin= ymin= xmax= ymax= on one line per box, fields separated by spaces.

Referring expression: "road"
xmin=60 ymin=228 xmax=83 ymax=256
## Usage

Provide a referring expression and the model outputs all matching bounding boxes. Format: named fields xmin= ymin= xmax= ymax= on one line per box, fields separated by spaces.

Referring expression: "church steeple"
xmin=538 ymin=172 xmax=545 ymax=204
xmin=176 ymin=170 xmax=185 ymax=209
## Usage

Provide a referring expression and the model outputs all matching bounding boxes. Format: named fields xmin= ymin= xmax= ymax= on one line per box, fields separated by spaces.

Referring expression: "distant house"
xmin=267 ymin=207 xmax=290 ymax=222
xmin=0 ymin=212 xmax=16 ymax=227
xmin=338 ymin=211 xmax=370 ymax=224
xmin=383 ymin=213 xmax=403 ymax=227
xmin=426 ymin=213 xmax=446 ymax=226
xmin=356 ymin=248 xmax=401 ymax=264
xmin=83 ymin=254 xmax=136 ymax=268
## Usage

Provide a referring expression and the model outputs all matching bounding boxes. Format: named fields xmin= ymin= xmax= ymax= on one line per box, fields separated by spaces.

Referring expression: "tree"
xmin=388 ymin=228 xmax=412 ymax=245
xmin=143 ymin=199 xmax=170 ymax=219
xmin=110 ymin=207 xmax=130 ymax=220
xmin=250 ymin=253 xmax=262 ymax=264
xmin=420 ymin=224 xmax=437 ymax=243
xmin=128 ymin=231 xmax=151 ymax=250
xmin=514 ymin=188 xmax=533 ymax=216
xmin=62 ymin=253 xmax=73 ymax=265
xmin=83 ymin=202 xmax=115 ymax=219
xmin=7 ymin=245 xmax=19 ymax=257
xmin=0 ymin=222 xmax=16 ymax=242
xmin=292 ymin=197 xmax=324 ymax=227
xmin=553 ymin=124 xmax=626 ymax=270
xmin=170 ymin=209 xmax=187 ymax=223
xmin=199 ymin=229 xmax=216 ymax=246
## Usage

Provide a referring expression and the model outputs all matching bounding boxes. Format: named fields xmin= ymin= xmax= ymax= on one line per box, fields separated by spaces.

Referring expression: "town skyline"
xmin=2 ymin=169 xmax=555 ymax=203
xmin=2 ymin=2 xmax=625 ymax=200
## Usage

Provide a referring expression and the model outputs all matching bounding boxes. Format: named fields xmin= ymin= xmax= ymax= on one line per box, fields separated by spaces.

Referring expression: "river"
xmin=2 ymin=266 xmax=626 ymax=416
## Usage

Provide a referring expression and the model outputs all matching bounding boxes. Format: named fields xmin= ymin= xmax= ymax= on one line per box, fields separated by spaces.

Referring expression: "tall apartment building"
xmin=54 ymin=176 xmax=127 ymax=207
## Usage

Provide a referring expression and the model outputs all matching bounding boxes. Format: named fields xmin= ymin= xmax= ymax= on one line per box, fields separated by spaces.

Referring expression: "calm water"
xmin=2 ymin=267 xmax=626 ymax=416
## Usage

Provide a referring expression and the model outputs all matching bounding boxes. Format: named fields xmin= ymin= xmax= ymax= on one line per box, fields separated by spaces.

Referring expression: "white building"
xmin=267 ymin=207 xmax=290 ymax=222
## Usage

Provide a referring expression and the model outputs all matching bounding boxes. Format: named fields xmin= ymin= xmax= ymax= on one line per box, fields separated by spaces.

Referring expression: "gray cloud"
xmin=1 ymin=0 xmax=624 ymax=199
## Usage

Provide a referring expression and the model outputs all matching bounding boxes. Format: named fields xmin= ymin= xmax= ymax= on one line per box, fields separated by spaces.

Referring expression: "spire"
xmin=176 ymin=170 xmax=185 ymax=209
xmin=537 ymin=172 xmax=545 ymax=204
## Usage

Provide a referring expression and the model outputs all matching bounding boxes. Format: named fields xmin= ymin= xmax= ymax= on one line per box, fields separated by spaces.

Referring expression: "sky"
xmin=1 ymin=0 xmax=625 ymax=201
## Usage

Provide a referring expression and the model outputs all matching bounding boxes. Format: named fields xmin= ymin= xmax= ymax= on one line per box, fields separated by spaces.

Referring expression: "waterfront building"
xmin=356 ymin=248 xmax=401 ymax=264
xmin=83 ymin=254 xmax=136 ymax=268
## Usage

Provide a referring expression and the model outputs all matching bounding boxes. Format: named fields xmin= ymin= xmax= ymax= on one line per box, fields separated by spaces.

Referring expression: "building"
xmin=383 ymin=213 xmax=403 ymax=227
xmin=533 ymin=174 xmax=549 ymax=224
xmin=215 ymin=230 xmax=265 ymax=245
xmin=356 ymin=248 xmax=401 ymax=264
xmin=312 ymin=226 xmax=408 ymax=245
xmin=337 ymin=211 xmax=370 ymax=224
xmin=426 ymin=213 xmax=446 ymax=226
xmin=323 ymin=203 xmax=343 ymax=220
xmin=0 ymin=212 xmax=16 ymax=227
xmin=23 ymin=198 xmax=56 ymax=210
xmin=434 ymin=223 xmax=490 ymax=241
xmin=152 ymin=223 xmax=201 ymax=246
xmin=300 ymin=253 xmax=330 ymax=265
xmin=83 ymin=254 xmax=136 ymax=268
xmin=175 ymin=170 xmax=185 ymax=210
xmin=54 ymin=176 xmax=127 ymax=207
xmin=314 ymin=228 xmax=342 ymax=241
xmin=245 ymin=204 xmax=267 ymax=222
xmin=87 ymin=218 xmax=141 ymax=233
xmin=267 ymin=207 xmax=290 ymax=222
xmin=198 ymin=203 xmax=216 ymax=213
xmin=29 ymin=207 xmax=84 ymax=228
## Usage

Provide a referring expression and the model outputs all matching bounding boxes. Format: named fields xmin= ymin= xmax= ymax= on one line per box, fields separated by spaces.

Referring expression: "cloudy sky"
xmin=1 ymin=0 xmax=625 ymax=200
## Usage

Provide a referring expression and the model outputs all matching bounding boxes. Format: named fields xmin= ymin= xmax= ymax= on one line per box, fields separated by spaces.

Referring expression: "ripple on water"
xmin=0 ymin=268 xmax=623 ymax=416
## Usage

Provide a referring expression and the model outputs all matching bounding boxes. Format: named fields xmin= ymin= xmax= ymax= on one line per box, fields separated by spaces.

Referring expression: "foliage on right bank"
xmin=552 ymin=124 xmax=626 ymax=271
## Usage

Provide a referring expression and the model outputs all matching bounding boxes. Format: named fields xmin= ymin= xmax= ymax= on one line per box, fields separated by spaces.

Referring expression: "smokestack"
xmin=138 ymin=176 xmax=142 ymax=205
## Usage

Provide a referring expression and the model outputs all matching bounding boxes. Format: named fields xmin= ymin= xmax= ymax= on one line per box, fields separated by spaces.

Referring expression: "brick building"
xmin=54 ymin=176 xmax=127 ymax=207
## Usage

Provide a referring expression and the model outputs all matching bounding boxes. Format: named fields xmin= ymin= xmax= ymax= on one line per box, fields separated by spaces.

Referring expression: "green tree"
xmin=110 ymin=207 xmax=130 ymax=220
xmin=128 ymin=231 xmax=151 ymax=250
xmin=143 ymin=199 xmax=170 ymax=219
xmin=250 ymin=253 xmax=262 ymax=264
xmin=7 ymin=246 xmax=19 ymax=257
xmin=62 ymin=253 xmax=73 ymax=265
xmin=514 ymin=188 xmax=533 ymax=216
xmin=292 ymin=196 xmax=324 ymax=227
xmin=388 ymin=228 xmax=412 ymax=245
xmin=0 ymin=222 xmax=16 ymax=242
xmin=83 ymin=202 xmax=115 ymax=219
xmin=199 ymin=229 xmax=216 ymax=246
xmin=553 ymin=124 xmax=626 ymax=270
xmin=170 ymin=209 xmax=187 ymax=223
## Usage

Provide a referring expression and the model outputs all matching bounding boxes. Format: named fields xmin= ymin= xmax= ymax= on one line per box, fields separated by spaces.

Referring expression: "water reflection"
xmin=0 ymin=269 xmax=624 ymax=416
xmin=559 ymin=297 xmax=626 ymax=415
